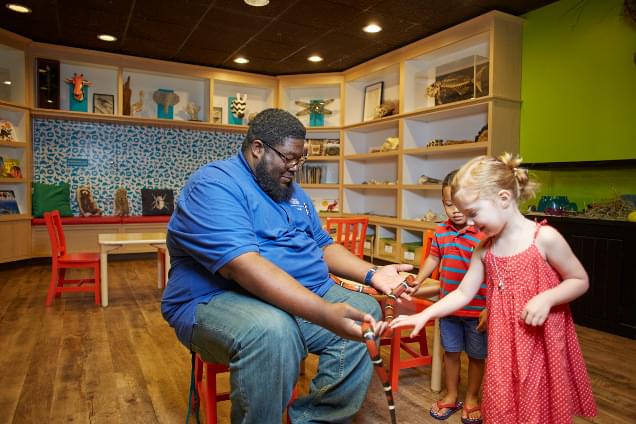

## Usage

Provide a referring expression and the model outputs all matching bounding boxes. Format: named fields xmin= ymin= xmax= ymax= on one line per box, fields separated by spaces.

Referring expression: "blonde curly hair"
xmin=451 ymin=153 xmax=538 ymax=205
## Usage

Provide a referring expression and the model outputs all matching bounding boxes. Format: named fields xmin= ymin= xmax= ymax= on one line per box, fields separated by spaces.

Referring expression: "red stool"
xmin=193 ymin=354 xmax=298 ymax=424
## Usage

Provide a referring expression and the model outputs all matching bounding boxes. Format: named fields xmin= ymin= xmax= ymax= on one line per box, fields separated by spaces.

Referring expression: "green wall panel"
xmin=521 ymin=0 xmax=636 ymax=163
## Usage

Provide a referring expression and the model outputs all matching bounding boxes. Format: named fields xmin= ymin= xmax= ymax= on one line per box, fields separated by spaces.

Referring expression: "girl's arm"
xmin=389 ymin=250 xmax=485 ymax=337
xmin=521 ymin=226 xmax=589 ymax=326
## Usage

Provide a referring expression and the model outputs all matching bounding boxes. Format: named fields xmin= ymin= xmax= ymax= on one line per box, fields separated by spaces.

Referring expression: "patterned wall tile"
xmin=33 ymin=118 xmax=244 ymax=216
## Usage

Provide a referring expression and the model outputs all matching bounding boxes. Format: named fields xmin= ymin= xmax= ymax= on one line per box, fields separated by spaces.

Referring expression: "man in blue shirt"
xmin=162 ymin=108 xmax=412 ymax=423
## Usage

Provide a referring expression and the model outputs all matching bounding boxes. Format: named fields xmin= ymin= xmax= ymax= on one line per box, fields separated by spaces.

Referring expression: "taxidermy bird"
xmin=132 ymin=90 xmax=144 ymax=115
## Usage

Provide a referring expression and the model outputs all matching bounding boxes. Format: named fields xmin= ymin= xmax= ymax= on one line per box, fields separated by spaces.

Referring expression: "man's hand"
xmin=477 ymin=308 xmax=488 ymax=332
xmin=370 ymin=263 xmax=414 ymax=301
xmin=321 ymin=302 xmax=381 ymax=341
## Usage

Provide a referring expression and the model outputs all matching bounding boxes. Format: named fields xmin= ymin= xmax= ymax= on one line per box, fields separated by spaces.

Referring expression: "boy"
xmin=413 ymin=170 xmax=487 ymax=424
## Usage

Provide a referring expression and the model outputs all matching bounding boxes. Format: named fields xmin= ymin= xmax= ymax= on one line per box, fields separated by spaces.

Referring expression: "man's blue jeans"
xmin=191 ymin=284 xmax=381 ymax=423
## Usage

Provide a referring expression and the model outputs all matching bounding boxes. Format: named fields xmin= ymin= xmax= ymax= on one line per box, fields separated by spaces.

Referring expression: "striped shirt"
xmin=430 ymin=220 xmax=487 ymax=315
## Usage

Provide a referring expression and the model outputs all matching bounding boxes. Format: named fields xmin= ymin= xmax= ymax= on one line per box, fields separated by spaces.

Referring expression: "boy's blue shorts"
xmin=439 ymin=315 xmax=487 ymax=360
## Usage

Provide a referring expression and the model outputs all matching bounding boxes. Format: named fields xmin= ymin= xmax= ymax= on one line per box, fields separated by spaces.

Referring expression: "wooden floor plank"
xmin=0 ymin=257 xmax=634 ymax=424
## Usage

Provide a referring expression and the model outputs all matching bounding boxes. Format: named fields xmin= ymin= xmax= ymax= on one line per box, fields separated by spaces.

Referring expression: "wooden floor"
xmin=0 ymin=257 xmax=634 ymax=424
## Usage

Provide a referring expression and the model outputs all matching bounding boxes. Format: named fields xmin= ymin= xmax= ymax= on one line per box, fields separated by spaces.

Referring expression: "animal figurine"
xmin=185 ymin=102 xmax=201 ymax=121
xmin=373 ymin=99 xmax=398 ymax=119
xmin=380 ymin=137 xmax=399 ymax=152
xmin=114 ymin=187 xmax=130 ymax=216
xmin=65 ymin=73 xmax=92 ymax=102
xmin=426 ymin=64 xmax=486 ymax=105
xmin=326 ymin=200 xmax=338 ymax=212
xmin=323 ymin=140 xmax=340 ymax=156
xmin=475 ymin=124 xmax=488 ymax=142
xmin=418 ymin=174 xmax=442 ymax=184
xmin=76 ymin=185 xmax=102 ymax=217
xmin=132 ymin=90 xmax=144 ymax=115
xmin=231 ymin=93 xmax=247 ymax=119
xmin=153 ymin=89 xmax=180 ymax=115
xmin=0 ymin=120 xmax=16 ymax=141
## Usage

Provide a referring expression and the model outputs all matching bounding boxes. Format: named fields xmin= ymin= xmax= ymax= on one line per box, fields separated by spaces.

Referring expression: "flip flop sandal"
xmin=429 ymin=400 xmax=463 ymax=420
xmin=461 ymin=404 xmax=483 ymax=424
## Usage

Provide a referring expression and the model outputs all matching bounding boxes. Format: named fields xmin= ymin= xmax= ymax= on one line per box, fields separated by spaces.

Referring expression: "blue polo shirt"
xmin=161 ymin=152 xmax=334 ymax=347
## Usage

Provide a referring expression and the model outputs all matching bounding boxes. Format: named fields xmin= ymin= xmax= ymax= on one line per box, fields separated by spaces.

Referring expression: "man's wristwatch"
xmin=364 ymin=266 xmax=379 ymax=285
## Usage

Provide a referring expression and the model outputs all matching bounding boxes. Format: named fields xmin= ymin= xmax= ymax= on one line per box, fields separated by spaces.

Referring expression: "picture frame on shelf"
xmin=363 ymin=81 xmax=383 ymax=122
xmin=93 ymin=93 xmax=115 ymax=115
xmin=0 ymin=190 xmax=20 ymax=215
xmin=36 ymin=58 xmax=60 ymax=109
xmin=212 ymin=106 xmax=222 ymax=124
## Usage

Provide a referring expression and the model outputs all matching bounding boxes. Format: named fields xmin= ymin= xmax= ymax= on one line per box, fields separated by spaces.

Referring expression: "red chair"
xmin=193 ymin=354 xmax=298 ymax=424
xmin=325 ymin=216 xmax=368 ymax=258
xmin=44 ymin=210 xmax=101 ymax=306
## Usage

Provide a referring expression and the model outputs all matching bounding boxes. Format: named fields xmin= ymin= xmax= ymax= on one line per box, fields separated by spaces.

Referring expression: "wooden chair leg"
xmin=93 ymin=263 xmax=101 ymax=305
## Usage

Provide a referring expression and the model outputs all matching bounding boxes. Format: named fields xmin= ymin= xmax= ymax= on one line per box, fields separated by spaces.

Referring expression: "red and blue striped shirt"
xmin=430 ymin=220 xmax=487 ymax=315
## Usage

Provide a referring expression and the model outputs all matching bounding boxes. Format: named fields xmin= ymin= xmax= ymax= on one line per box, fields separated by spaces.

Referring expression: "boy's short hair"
xmin=442 ymin=169 xmax=458 ymax=189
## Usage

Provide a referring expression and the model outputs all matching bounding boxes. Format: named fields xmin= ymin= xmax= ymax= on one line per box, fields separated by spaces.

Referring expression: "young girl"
xmin=390 ymin=153 xmax=597 ymax=423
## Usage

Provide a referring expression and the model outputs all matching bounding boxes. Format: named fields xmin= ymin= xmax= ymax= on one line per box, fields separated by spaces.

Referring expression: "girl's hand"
xmin=521 ymin=293 xmax=552 ymax=326
xmin=388 ymin=312 xmax=430 ymax=338
xmin=477 ymin=308 xmax=488 ymax=332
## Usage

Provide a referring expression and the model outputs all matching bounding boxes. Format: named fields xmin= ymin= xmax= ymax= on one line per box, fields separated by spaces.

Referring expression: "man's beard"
xmin=254 ymin=160 xmax=294 ymax=202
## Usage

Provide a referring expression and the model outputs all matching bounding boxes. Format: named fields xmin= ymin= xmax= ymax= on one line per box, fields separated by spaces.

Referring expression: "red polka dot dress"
xmin=481 ymin=222 xmax=597 ymax=423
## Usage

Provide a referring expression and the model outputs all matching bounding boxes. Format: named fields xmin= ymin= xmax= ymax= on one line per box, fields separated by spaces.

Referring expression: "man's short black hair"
xmin=442 ymin=169 xmax=458 ymax=188
xmin=241 ymin=108 xmax=306 ymax=152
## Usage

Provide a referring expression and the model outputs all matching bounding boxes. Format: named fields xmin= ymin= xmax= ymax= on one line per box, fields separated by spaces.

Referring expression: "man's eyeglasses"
xmin=260 ymin=140 xmax=307 ymax=168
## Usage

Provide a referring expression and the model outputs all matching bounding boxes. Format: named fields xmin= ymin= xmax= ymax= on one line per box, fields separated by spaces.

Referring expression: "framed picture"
xmin=93 ymin=93 xmax=114 ymax=114
xmin=363 ymin=81 xmax=383 ymax=122
xmin=212 ymin=106 xmax=223 ymax=124
xmin=0 ymin=190 xmax=20 ymax=215
xmin=36 ymin=58 xmax=60 ymax=109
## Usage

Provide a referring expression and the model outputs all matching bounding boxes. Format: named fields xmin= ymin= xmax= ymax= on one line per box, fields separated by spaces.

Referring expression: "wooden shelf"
xmin=300 ymin=183 xmax=339 ymax=188
xmin=0 ymin=177 xmax=26 ymax=183
xmin=0 ymin=141 xmax=27 ymax=148
xmin=0 ymin=100 xmax=29 ymax=111
xmin=304 ymin=126 xmax=341 ymax=132
xmin=31 ymin=108 xmax=249 ymax=133
xmin=344 ymin=115 xmax=400 ymax=132
xmin=403 ymin=141 xmax=488 ymax=157
xmin=0 ymin=213 xmax=31 ymax=222
xmin=344 ymin=151 xmax=399 ymax=161
xmin=306 ymin=156 xmax=340 ymax=162
xmin=344 ymin=184 xmax=398 ymax=190
xmin=402 ymin=184 xmax=442 ymax=191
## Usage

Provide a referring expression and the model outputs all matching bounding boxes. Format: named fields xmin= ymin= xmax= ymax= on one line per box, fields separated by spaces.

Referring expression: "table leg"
xmin=156 ymin=249 xmax=163 ymax=288
xmin=100 ymin=247 xmax=109 ymax=307
xmin=431 ymin=318 xmax=443 ymax=392
xmin=99 ymin=244 xmax=120 ymax=307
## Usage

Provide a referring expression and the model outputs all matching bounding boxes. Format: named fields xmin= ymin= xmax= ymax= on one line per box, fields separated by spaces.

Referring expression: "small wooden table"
xmin=98 ymin=232 xmax=169 ymax=307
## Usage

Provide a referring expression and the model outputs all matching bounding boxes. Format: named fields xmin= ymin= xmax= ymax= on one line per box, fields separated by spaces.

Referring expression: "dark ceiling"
xmin=1 ymin=0 xmax=556 ymax=75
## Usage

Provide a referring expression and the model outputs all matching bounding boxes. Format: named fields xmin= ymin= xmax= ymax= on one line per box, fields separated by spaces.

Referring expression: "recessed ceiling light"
xmin=5 ymin=3 xmax=31 ymax=13
xmin=363 ymin=23 xmax=382 ymax=33
xmin=308 ymin=55 xmax=323 ymax=62
xmin=244 ymin=0 xmax=269 ymax=6
xmin=234 ymin=57 xmax=249 ymax=64
xmin=97 ymin=34 xmax=117 ymax=42
xmin=3 ymin=80 xmax=11 ymax=85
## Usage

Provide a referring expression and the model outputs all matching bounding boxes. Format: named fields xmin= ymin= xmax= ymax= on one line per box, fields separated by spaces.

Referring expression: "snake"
xmin=333 ymin=274 xmax=417 ymax=424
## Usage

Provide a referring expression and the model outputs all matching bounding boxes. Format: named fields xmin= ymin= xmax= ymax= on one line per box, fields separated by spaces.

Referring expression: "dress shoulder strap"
xmin=533 ymin=219 xmax=548 ymax=240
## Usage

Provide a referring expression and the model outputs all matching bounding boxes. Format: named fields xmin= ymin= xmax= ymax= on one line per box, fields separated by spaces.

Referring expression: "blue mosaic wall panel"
xmin=33 ymin=118 xmax=244 ymax=216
